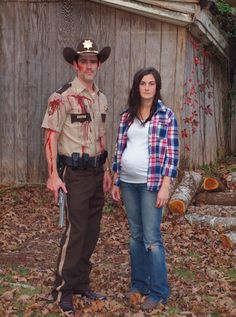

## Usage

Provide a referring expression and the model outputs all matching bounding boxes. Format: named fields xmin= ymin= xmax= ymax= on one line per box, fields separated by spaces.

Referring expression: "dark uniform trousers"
xmin=52 ymin=166 xmax=104 ymax=300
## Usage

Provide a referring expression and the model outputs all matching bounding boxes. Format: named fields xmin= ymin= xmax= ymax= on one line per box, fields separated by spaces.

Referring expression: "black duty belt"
xmin=59 ymin=151 xmax=107 ymax=169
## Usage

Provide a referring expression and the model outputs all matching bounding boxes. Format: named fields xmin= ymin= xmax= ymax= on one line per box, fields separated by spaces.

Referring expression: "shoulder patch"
xmin=56 ymin=83 xmax=72 ymax=94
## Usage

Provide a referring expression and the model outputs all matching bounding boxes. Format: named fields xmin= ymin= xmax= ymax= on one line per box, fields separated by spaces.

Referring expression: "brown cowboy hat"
xmin=63 ymin=39 xmax=111 ymax=64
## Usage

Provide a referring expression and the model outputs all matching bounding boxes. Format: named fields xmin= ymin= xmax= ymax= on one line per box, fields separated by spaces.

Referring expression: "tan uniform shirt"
xmin=42 ymin=76 xmax=108 ymax=157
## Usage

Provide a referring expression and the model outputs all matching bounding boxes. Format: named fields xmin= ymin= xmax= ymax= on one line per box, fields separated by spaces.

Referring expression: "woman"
xmin=112 ymin=67 xmax=179 ymax=311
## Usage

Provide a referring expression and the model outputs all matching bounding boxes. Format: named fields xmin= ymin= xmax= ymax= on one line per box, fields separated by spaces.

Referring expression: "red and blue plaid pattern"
xmin=112 ymin=101 xmax=179 ymax=191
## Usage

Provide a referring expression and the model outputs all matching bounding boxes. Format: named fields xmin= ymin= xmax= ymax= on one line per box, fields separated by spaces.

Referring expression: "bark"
xmin=195 ymin=192 xmax=236 ymax=206
xmin=221 ymin=232 xmax=236 ymax=249
xmin=202 ymin=177 xmax=225 ymax=191
xmin=185 ymin=213 xmax=236 ymax=231
xmin=168 ymin=171 xmax=203 ymax=214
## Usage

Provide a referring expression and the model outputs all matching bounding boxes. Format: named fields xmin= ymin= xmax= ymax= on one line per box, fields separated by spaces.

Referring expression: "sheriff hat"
xmin=63 ymin=39 xmax=111 ymax=64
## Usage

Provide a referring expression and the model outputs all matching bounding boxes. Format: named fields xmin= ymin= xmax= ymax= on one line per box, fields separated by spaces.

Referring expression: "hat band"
xmin=77 ymin=50 xmax=99 ymax=54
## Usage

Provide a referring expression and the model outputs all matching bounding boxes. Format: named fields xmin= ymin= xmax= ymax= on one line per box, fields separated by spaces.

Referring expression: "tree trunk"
xmin=221 ymin=232 xmax=236 ymax=248
xmin=168 ymin=171 xmax=203 ymax=214
xmin=195 ymin=192 xmax=236 ymax=206
xmin=185 ymin=213 xmax=236 ymax=230
xmin=202 ymin=177 xmax=225 ymax=191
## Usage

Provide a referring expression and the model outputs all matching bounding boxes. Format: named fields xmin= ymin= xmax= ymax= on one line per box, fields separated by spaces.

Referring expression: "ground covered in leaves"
xmin=0 ymin=183 xmax=235 ymax=317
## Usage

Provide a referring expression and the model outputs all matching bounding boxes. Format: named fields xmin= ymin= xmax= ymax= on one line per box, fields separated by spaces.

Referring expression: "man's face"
xmin=75 ymin=54 xmax=99 ymax=83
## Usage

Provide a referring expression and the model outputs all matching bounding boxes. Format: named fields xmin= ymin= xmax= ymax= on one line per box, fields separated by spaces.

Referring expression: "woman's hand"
xmin=103 ymin=171 xmax=112 ymax=192
xmin=156 ymin=185 xmax=170 ymax=208
xmin=111 ymin=185 xmax=121 ymax=201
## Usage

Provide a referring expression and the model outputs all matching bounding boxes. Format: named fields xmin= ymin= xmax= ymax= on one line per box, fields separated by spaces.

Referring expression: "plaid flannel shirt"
xmin=112 ymin=100 xmax=179 ymax=191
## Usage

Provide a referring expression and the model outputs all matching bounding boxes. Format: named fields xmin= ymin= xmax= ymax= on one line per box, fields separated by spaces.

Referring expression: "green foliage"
xmin=201 ymin=163 xmax=220 ymax=177
xmin=216 ymin=0 xmax=236 ymax=14
xmin=215 ymin=0 xmax=236 ymax=38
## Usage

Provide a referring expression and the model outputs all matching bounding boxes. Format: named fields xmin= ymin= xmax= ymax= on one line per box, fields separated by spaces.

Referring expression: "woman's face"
xmin=139 ymin=74 xmax=156 ymax=102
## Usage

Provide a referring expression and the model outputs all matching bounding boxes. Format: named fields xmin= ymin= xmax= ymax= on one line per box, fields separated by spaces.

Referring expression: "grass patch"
xmin=31 ymin=313 xmax=59 ymax=317
xmin=202 ymin=294 xmax=215 ymax=303
xmin=13 ymin=301 xmax=27 ymax=314
xmin=229 ymin=165 xmax=236 ymax=172
xmin=10 ymin=191 xmax=21 ymax=204
xmin=0 ymin=284 xmax=7 ymax=295
xmin=165 ymin=306 xmax=182 ymax=315
xmin=173 ymin=268 xmax=195 ymax=281
xmin=103 ymin=204 xmax=114 ymax=213
xmin=0 ymin=272 xmax=15 ymax=283
xmin=17 ymin=266 xmax=30 ymax=276
xmin=224 ymin=268 xmax=236 ymax=279
xmin=186 ymin=252 xmax=201 ymax=263
xmin=210 ymin=313 xmax=220 ymax=317
xmin=18 ymin=286 xmax=44 ymax=296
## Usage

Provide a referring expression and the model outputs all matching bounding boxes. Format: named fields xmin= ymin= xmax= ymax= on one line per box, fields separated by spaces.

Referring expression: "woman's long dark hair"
xmin=127 ymin=67 xmax=162 ymax=122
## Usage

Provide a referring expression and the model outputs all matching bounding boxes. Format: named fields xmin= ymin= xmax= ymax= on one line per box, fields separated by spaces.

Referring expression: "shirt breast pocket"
xmin=156 ymin=123 xmax=168 ymax=139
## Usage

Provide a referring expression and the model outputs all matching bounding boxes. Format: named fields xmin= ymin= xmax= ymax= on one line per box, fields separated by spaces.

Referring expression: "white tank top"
xmin=120 ymin=117 xmax=149 ymax=183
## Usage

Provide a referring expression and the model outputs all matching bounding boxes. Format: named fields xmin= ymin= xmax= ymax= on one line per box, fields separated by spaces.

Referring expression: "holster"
xmin=57 ymin=155 xmax=66 ymax=179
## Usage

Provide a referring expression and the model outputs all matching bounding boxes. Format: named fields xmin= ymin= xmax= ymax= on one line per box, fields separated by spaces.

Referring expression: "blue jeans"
xmin=120 ymin=181 xmax=170 ymax=303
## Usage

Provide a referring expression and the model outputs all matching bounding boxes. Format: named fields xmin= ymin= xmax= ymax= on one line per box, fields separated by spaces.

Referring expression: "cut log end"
xmin=220 ymin=232 xmax=236 ymax=249
xmin=168 ymin=200 xmax=186 ymax=215
xmin=202 ymin=177 xmax=225 ymax=191
xmin=221 ymin=235 xmax=233 ymax=249
xmin=203 ymin=178 xmax=219 ymax=190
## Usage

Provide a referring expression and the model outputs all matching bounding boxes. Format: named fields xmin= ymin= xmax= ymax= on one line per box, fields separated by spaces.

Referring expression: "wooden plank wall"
xmin=182 ymin=34 xmax=230 ymax=168
xmin=0 ymin=0 xmax=187 ymax=183
xmin=0 ymin=0 xmax=231 ymax=183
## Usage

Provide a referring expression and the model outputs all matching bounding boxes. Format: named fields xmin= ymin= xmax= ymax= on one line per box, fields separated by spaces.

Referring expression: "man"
xmin=42 ymin=39 xmax=112 ymax=314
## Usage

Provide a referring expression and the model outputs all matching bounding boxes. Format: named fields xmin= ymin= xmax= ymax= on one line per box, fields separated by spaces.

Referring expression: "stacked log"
xmin=168 ymin=171 xmax=236 ymax=249
xmin=168 ymin=171 xmax=203 ymax=215
xmin=221 ymin=232 xmax=236 ymax=248
xmin=226 ymin=172 xmax=236 ymax=191
xmin=195 ymin=192 xmax=236 ymax=206
xmin=202 ymin=177 xmax=225 ymax=191
xmin=185 ymin=214 xmax=236 ymax=231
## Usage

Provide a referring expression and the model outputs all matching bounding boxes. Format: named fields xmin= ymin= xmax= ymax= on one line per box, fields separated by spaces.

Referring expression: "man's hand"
xmin=111 ymin=185 xmax=121 ymax=201
xmin=103 ymin=171 xmax=112 ymax=193
xmin=47 ymin=175 xmax=67 ymax=203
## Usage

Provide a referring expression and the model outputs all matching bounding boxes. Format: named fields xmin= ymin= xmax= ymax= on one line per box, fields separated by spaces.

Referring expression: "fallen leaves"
xmin=0 ymin=185 xmax=235 ymax=316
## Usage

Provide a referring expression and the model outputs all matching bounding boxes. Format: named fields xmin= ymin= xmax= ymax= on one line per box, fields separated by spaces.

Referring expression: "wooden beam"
xmin=190 ymin=9 xmax=229 ymax=59
xmin=135 ymin=0 xmax=198 ymax=14
xmin=90 ymin=0 xmax=194 ymax=26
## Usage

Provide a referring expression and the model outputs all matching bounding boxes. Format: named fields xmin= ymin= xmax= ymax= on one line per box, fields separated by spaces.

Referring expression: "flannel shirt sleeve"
xmin=162 ymin=115 xmax=179 ymax=177
xmin=112 ymin=118 xmax=123 ymax=173
xmin=112 ymin=140 xmax=118 ymax=173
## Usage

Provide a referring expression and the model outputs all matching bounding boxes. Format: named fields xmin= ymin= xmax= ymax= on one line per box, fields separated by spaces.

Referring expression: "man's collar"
xmin=72 ymin=76 xmax=99 ymax=94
